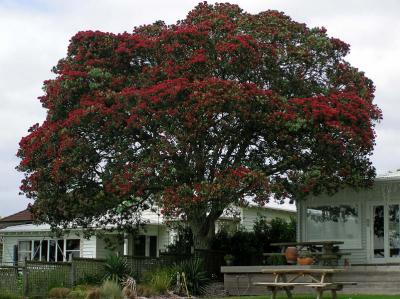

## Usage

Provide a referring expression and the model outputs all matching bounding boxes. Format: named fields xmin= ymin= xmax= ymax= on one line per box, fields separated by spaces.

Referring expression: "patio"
xmin=221 ymin=265 xmax=400 ymax=296
xmin=216 ymin=295 xmax=400 ymax=299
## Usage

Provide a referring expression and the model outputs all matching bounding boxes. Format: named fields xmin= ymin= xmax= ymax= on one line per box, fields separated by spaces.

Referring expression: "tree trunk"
xmin=190 ymin=216 xmax=217 ymax=250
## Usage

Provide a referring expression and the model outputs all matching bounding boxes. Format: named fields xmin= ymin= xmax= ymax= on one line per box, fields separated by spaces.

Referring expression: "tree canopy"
xmin=17 ymin=2 xmax=381 ymax=248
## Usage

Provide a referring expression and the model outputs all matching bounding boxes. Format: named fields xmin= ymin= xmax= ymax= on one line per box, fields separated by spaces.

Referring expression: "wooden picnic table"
xmin=254 ymin=268 xmax=356 ymax=299
xmin=270 ymin=241 xmax=347 ymax=265
xmin=271 ymin=241 xmax=344 ymax=253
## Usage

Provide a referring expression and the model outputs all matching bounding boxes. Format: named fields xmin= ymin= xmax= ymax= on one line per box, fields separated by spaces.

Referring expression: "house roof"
xmin=244 ymin=200 xmax=296 ymax=212
xmin=262 ymin=201 xmax=296 ymax=212
xmin=376 ymin=170 xmax=400 ymax=181
xmin=0 ymin=223 xmax=50 ymax=233
xmin=0 ymin=209 xmax=33 ymax=223
xmin=0 ymin=210 xmax=165 ymax=234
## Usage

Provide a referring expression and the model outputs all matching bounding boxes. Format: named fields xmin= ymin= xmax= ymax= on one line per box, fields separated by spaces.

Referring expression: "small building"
xmin=0 ymin=204 xmax=295 ymax=265
xmin=0 ymin=208 xmax=34 ymax=265
xmin=222 ymin=173 xmax=400 ymax=296
xmin=0 ymin=209 xmax=33 ymax=229
xmin=297 ymin=171 xmax=400 ymax=265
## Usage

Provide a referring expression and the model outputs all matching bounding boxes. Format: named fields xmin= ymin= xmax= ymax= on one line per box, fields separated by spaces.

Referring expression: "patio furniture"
xmin=270 ymin=241 xmax=349 ymax=265
xmin=254 ymin=268 xmax=357 ymax=299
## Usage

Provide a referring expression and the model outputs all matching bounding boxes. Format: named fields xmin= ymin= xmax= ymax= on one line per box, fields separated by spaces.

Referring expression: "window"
xmin=49 ymin=240 xmax=56 ymax=262
xmin=306 ymin=204 xmax=361 ymax=248
xmin=33 ymin=240 xmax=40 ymax=261
xmin=41 ymin=240 xmax=48 ymax=261
xmin=57 ymin=240 xmax=64 ymax=262
xmin=66 ymin=239 xmax=80 ymax=261
xmin=18 ymin=241 xmax=31 ymax=262
xmin=17 ymin=239 xmax=81 ymax=263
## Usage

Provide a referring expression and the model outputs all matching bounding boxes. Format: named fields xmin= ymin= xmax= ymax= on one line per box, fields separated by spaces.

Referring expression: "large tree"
xmin=18 ymin=3 xmax=381 ymax=248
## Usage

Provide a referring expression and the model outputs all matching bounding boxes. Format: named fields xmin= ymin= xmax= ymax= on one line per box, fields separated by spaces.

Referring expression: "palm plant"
xmin=103 ymin=254 xmax=130 ymax=283
xmin=174 ymin=258 xmax=210 ymax=295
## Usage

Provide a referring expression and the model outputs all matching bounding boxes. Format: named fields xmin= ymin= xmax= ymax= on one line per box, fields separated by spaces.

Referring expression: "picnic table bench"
xmin=254 ymin=268 xmax=357 ymax=299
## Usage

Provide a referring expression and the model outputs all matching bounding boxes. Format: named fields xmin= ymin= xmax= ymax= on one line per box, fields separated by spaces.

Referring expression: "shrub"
xmin=165 ymin=225 xmax=193 ymax=254
xmin=76 ymin=273 xmax=103 ymax=286
xmin=48 ymin=287 xmax=71 ymax=298
xmin=231 ymin=230 xmax=260 ymax=264
xmin=137 ymin=267 xmax=174 ymax=296
xmin=64 ymin=285 xmax=94 ymax=299
xmin=136 ymin=284 xmax=157 ymax=297
xmin=174 ymin=258 xmax=209 ymax=295
xmin=211 ymin=216 xmax=297 ymax=265
xmin=266 ymin=254 xmax=286 ymax=265
xmin=66 ymin=289 xmax=87 ymax=299
xmin=100 ymin=280 xmax=123 ymax=299
xmin=262 ymin=217 xmax=296 ymax=247
xmin=145 ymin=267 xmax=174 ymax=294
xmin=85 ymin=288 xmax=101 ymax=299
xmin=103 ymin=254 xmax=130 ymax=283
xmin=0 ymin=293 xmax=23 ymax=299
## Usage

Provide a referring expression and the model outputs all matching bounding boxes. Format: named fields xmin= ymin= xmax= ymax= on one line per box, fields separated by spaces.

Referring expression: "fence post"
xmin=70 ymin=257 xmax=76 ymax=287
xmin=23 ymin=261 xmax=29 ymax=299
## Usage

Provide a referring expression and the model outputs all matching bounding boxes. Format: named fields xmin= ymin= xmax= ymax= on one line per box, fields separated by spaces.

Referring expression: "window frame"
xmin=65 ymin=239 xmax=81 ymax=261
xmin=17 ymin=240 xmax=32 ymax=262
xmin=17 ymin=238 xmax=81 ymax=263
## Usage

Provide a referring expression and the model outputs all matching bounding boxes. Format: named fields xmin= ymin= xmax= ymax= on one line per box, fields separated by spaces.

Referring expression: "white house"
xmin=0 ymin=203 xmax=295 ymax=265
xmin=297 ymin=170 xmax=400 ymax=265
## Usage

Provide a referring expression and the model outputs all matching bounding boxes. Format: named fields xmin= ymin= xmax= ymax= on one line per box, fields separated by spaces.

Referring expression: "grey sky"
xmin=0 ymin=0 xmax=398 ymax=216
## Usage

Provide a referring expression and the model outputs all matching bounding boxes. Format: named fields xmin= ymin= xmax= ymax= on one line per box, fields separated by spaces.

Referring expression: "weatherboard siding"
xmin=82 ymin=236 xmax=96 ymax=258
xmin=1 ymin=235 xmax=17 ymax=264
xmin=240 ymin=206 xmax=295 ymax=231
xmin=95 ymin=235 xmax=124 ymax=259
xmin=157 ymin=226 xmax=171 ymax=253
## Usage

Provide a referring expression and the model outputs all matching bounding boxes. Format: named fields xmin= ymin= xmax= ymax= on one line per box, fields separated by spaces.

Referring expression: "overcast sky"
xmin=0 ymin=0 xmax=399 ymax=216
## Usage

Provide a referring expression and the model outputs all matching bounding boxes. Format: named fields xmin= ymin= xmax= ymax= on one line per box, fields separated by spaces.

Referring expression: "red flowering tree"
xmin=18 ymin=3 xmax=381 ymax=249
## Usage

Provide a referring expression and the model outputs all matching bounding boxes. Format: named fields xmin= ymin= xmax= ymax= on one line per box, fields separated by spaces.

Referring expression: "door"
xmin=133 ymin=235 xmax=146 ymax=256
xmin=149 ymin=236 xmax=158 ymax=258
xmin=369 ymin=203 xmax=400 ymax=262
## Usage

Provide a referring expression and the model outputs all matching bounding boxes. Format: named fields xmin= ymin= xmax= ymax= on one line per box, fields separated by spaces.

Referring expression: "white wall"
xmin=240 ymin=206 xmax=295 ymax=231
xmin=1 ymin=235 xmax=18 ymax=265
xmin=95 ymin=235 xmax=124 ymax=259
xmin=296 ymin=179 xmax=400 ymax=265
xmin=81 ymin=236 xmax=96 ymax=258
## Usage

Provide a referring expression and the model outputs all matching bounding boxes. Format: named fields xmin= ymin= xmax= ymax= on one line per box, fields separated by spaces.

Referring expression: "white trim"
xmin=123 ymin=234 xmax=129 ymax=256
xmin=145 ymin=236 xmax=150 ymax=257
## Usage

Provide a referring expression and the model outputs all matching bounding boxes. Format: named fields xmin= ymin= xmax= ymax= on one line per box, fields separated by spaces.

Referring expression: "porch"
xmin=0 ymin=223 xmax=173 ymax=265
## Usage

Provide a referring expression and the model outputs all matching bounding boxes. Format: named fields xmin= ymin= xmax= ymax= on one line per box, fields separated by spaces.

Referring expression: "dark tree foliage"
xmin=211 ymin=216 xmax=296 ymax=265
xmin=165 ymin=225 xmax=194 ymax=254
xmin=17 ymin=2 xmax=381 ymax=248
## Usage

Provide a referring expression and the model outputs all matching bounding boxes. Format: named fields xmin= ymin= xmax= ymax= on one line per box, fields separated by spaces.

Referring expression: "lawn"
xmin=218 ymin=296 xmax=400 ymax=299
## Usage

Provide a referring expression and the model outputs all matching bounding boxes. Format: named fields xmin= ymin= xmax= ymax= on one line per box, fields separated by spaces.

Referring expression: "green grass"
xmin=216 ymin=295 xmax=400 ymax=299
